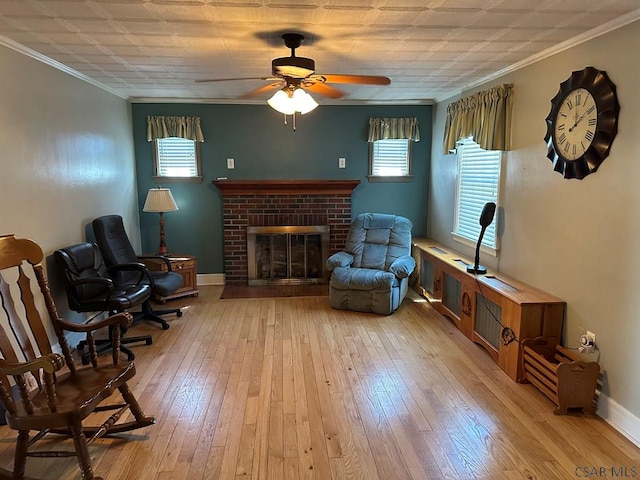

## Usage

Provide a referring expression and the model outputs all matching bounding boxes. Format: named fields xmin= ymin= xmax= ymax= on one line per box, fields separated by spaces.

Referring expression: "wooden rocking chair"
xmin=0 ymin=235 xmax=156 ymax=480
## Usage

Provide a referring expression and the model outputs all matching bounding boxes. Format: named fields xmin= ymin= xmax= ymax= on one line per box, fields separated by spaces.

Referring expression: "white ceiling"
xmin=1 ymin=0 xmax=639 ymax=104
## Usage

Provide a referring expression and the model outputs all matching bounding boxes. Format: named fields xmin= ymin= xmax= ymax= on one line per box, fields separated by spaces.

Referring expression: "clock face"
xmin=553 ymin=88 xmax=598 ymax=161
xmin=544 ymin=67 xmax=620 ymax=180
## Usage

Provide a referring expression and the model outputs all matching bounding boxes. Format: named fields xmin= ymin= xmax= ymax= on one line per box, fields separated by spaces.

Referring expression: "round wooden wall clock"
xmin=544 ymin=66 xmax=620 ymax=180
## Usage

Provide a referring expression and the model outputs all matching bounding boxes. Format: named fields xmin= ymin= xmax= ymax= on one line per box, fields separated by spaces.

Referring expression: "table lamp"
xmin=143 ymin=187 xmax=178 ymax=255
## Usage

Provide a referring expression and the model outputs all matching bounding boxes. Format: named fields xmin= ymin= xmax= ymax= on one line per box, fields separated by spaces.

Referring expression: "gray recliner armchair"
xmin=326 ymin=213 xmax=416 ymax=315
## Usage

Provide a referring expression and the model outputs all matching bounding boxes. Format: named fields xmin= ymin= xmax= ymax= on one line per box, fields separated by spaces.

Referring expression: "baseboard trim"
xmin=597 ymin=392 xmax=640 ymax=447
xmin=197 ymin=273 xmax=225 ymax=286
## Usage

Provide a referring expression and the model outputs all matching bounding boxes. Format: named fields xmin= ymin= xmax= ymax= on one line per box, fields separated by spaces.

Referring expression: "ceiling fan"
xmin=195 ymin=33 xmax=391 ymax=103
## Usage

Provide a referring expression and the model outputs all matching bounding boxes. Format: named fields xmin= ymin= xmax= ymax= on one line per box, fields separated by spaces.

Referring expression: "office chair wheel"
xmin=177 ymin=310 xmax=183 ymax=317
xmin=161 ymin=322 xmax=170 ymax=330
xmin=122 ymin=346 xmax=135 ymax=362
xmin=81 ymin=345 xmax=135 ymax=365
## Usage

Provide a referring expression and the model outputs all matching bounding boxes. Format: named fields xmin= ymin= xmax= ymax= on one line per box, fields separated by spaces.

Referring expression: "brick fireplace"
xmin=212 ymin=179 xmax=360 ymax=285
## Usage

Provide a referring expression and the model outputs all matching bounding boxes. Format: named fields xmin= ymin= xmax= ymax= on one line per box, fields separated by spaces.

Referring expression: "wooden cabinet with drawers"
xmin=141 ymin=254 xmax=199 ymax=302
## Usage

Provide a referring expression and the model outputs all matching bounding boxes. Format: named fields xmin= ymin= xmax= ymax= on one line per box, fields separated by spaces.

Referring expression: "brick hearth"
xmin=212 ymin=180 xmax=360 ymax=285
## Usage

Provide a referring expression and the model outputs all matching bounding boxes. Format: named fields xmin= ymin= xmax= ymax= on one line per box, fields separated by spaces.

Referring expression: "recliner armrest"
xmin=326 ymin=251 xmax=354 ymax=271
xmin=389 ymin=255 xmax=416 ymax=279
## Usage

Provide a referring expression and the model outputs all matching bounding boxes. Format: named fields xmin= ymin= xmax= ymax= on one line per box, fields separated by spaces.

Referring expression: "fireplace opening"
xmin=247 ymin=225 xmax=330 ymax=285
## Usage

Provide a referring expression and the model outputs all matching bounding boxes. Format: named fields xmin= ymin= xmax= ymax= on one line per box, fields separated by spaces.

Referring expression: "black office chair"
xmin=54 ymin=242 xmax=154 ymax=363
xmin=92 ymin=214 xmax=183 ymax=330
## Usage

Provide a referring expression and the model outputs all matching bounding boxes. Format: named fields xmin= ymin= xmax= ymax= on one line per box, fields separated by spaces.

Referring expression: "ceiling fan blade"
xmin=316 ymin=74 xmax=391 ymax=85
xmin=241 ymin=82 xmax=284 ymax=99
xmin=195 ymin=77 xmax=277 ymax=83
xmin=303 ymin=82 xmax=344 ymax=99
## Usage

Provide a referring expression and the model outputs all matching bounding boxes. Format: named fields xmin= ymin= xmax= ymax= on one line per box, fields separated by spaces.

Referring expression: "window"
xmin=152 ymin=137 xmax=202 ymax=182
xmin=368 ymin=139 xmax=413 ymax=182
xmin=453 ymin=137 xmax=502 ymax=251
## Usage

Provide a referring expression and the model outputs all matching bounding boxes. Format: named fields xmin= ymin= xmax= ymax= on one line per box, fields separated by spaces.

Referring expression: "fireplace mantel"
xmin=212 ymin=179 xmax=360 ymax=196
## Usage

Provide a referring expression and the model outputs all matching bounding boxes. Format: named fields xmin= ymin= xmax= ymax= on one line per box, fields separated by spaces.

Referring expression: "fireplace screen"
xmin=247 ymin=226 xmax=329 ymax=285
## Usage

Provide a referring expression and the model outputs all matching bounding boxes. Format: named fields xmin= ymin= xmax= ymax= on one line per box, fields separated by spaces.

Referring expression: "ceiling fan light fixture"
xmin=292 ymin=88 xmax=318 ymax=114
xmin=267 ymin=87 xmax=317 ymax=115
xmin=267 ymin=89 xmax=296 ymax=115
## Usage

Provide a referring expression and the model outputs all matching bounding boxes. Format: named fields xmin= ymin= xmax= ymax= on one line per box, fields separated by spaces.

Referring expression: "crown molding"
xmin=435 ymin=8 xmax=640 ymax=103
xmin=0 ymin=34 xmax=127 ymax=100
xmin=128 ymin=97 xmax=434 ymax=105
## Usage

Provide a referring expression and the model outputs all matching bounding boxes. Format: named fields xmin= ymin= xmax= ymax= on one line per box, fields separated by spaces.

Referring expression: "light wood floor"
xmin=0 ymin=286 xmax=638 ymax=479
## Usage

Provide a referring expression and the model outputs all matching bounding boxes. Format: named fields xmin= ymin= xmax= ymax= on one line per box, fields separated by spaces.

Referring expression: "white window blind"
xmin=155 ymin=137 xmax=198 ymax=177
xmin=371 ymin=139 xmax=410 ymax=176
xmin=454 ymin=137 xmax=502 ymax=249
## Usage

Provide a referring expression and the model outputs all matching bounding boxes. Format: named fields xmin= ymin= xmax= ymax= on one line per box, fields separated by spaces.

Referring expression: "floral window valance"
xmin=146 ymin=116 xmax=205 ymax=142
xmin=442 ymin=83 xmax=513 ymax=153
xmin=368 ymin=117 xmax=420 ymax=142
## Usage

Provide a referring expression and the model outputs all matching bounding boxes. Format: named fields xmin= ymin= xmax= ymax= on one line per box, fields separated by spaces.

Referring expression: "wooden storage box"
xmin=521 ymin=337 xmax=599 ymax=415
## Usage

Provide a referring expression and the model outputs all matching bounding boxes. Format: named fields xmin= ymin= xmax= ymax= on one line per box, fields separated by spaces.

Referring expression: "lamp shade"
xmin=143 ymin=188 xmax=178 ymax=212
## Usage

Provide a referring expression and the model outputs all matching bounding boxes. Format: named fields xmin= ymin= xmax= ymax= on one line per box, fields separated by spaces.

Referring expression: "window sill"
xmin=153 ymin=176 xmax=203 ymax=184
xmin=367 ymin=175 xmax=413 ymax=183
xmin=451 ymin=232 xmax=499 ymax=257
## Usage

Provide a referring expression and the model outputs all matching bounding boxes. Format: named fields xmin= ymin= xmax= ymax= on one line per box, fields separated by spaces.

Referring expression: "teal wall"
xmin=132 ymin=103 xmax=432 ymax=273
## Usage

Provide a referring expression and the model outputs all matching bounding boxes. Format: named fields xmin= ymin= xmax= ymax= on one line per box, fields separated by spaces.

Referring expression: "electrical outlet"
xmin=226 ymin=158 xmax=235 ymax=169
xmin=339 ymin=157 xmax=346 ymax=168
xmin=579 ymin=330 xmax=597 ymax=354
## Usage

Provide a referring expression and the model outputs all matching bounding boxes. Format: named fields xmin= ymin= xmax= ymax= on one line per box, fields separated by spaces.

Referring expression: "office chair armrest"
xmin=65 ymin=276 xmax=113 ymax=303
xmin=66 ymin=276 xmax=113 ymax=288
xmin=108 ymin=262 xmax=155 ymax=286
xmin=109 ymin=262 xmax=147 ymax=270
xmin=57 ymin=312 xmax=132 ymax=334
xmin=137 ymin=254 xmax=173 ymax=271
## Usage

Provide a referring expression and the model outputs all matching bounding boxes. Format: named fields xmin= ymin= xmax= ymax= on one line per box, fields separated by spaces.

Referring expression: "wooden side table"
xmin=141 ymin=254 xmax=199 ymax=302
